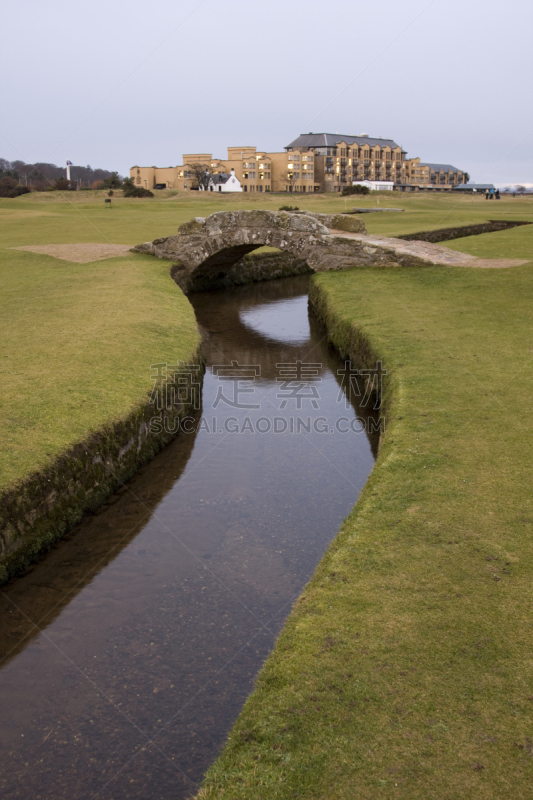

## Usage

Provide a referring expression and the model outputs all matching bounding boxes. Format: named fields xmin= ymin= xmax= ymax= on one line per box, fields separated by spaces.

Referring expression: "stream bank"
xmin=0 ymin=275 xmax=377 ymax=799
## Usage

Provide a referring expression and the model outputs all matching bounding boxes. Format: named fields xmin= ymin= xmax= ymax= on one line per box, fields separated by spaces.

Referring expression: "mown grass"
xmin=0 ymin=205 xmax=200 ymax=492
xmin=4 ymin=186 xmax=532 ymax=240
xmin=1 ymin=188 xmax=531 ymax=498
xmin=198 ymin=236 xmax=533 ymax=796
xmin=2 ymin=188 xmax=533 ymax=794
xmin=444 ymin=223 xmax=533 ymax=260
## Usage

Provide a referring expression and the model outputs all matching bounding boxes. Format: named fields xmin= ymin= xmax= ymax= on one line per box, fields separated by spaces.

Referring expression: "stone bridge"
xmin=133 ymin=210 xmax=526 ymax=291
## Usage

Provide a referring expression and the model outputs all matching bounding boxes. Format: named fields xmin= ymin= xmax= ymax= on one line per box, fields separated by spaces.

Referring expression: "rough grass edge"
xmin=196 ymin=273 xmax=400 ymax=797
xmin=0 ymin=349 xmax=204 ymax=585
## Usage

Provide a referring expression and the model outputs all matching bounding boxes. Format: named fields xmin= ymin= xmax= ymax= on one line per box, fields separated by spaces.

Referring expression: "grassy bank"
xmin=199 ymin=246 xmax=533 ymax=795
xmin=0 ymin=250 xmax=199 ymax=490
xmin=2 ymin=189 xmax=533 ymax=787
xmin=0 ymin=196 xmax=202 ymax=578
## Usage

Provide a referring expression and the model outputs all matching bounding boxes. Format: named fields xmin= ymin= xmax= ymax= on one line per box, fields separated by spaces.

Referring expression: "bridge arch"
xmin=133 ymin=210 xmax=371 ymax=290
xmin=133 ymin=209 xmax=479 ymax=292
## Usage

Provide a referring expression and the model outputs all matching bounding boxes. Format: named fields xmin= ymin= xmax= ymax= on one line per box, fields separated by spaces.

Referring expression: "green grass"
xmin=4 ymin=186 xmax=533 ymax=241
xmin=3 ymin=189 xmax=533 ymax=795
xmin=0 ymin=200 xmax=201 ymax=492
xmin=199 ymin=242 xmax=533 ymax=795
xmin=444 ymin=224 xmax=533 ymax=260
xmin=1 ymin=186 xmax=531 ymax=501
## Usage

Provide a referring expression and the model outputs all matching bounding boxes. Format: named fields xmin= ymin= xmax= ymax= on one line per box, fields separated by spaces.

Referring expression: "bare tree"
xmin=276 ymin=169 xmax=299 ymax=193
xmin=184 ymin=162 xmax=211 ymax=190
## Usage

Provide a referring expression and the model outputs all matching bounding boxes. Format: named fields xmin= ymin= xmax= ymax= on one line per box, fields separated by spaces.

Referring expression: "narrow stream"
xmin=0 ymin=275 xmax=377 ymax=799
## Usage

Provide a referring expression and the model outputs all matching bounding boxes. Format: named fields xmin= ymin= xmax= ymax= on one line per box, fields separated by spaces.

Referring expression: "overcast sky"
xmin=1 ymin=0 xmax=532 ymax=185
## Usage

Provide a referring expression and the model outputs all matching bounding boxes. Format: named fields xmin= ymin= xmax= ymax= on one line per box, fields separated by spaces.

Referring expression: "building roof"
xmin=422 ymin=163 xmax=461 ymax=173
xmin=210 ymin=173 xmax=232 ymax=184
xmin=285 ymin=133 xmax=402 ymax=150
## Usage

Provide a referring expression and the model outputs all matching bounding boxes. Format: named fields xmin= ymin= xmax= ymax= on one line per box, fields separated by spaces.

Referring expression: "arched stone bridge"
xmin=133 ymin=210 xmax=524 ymax=291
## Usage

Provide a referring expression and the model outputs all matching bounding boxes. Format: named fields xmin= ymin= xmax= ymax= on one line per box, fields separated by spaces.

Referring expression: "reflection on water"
xmin=239 ymin=295 xmax=311 ymax=344
xmin=0 ymin=275 xmax=377 ymax=799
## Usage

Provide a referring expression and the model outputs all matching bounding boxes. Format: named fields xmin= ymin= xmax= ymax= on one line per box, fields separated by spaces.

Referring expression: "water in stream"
xmin=0 ymin=275 xmax=377 ymax=799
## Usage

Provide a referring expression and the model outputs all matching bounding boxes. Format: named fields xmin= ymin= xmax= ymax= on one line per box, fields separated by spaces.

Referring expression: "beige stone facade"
xmin=130 ymin=134 xmax=467 ymax=193
xmin=284 ymin=134 xmax=466 ymax=192
xmin=403 ymin=157 xmax=465 ymax=190
xmin=291 ymin=137 xmax=406 ymax=193
xmin=130 ymin=148 xmax=317 ymax=194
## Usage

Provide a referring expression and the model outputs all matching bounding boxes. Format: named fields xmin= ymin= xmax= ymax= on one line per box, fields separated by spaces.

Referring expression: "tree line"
xmin=0 ymin=158 xmax=123 ymax=196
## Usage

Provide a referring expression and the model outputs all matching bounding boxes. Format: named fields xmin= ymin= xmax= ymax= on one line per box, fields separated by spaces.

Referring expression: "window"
xmin=293 ymin=154 xmax=300 ymax=160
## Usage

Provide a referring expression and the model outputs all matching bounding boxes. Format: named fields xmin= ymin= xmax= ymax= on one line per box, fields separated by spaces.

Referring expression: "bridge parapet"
xmin=133 ymin=210 xmax=371 ymax=284
xmin=133 ymin=209 xmax=515 ymax=293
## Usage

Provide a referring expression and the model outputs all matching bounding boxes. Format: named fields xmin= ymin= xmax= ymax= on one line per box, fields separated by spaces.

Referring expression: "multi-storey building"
xmin=130 ymin=134 xmax=467 ymax=193
xmin=403 ymin=158 xmax=465 ymax=189
xmin=285 ymin=133 xmax=407 ymax=192
xmin=131 ymin=148 xmax=279 ymax=193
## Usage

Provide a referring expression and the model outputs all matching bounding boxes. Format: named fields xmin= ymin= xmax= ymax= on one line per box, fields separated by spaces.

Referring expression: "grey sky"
xmin=2 ymin=0 xmax=532 ymax=185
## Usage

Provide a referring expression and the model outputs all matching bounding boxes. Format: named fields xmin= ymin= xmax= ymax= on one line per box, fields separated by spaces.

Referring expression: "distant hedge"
xmin=341 ymin=184 xmax=370 ymax=196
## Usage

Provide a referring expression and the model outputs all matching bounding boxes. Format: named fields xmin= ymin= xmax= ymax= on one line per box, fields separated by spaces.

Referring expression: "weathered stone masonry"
xmin=133 ymin=210 xmax=526 ymax=292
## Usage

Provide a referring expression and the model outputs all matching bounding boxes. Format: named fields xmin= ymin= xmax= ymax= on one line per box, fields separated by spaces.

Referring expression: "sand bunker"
xmin=14 ymin=243 xmax=133 ymax=263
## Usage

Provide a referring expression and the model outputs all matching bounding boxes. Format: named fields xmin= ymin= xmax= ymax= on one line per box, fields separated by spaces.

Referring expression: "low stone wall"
xmin=399 ymin=219 xmax=530 ymax=243
xmin=0 ymin=357 xmax=204 ymax=584
xmin=304 ymin=212 xmax=366 ymax=233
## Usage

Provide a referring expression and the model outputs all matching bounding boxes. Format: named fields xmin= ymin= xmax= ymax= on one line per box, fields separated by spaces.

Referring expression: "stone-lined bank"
xmin=0 ymin=357 xmax=203 ymax=583
xmin=198 ymin=262 xmax=533 ymax=800
xmin=0 ymin=250 xmax=202 ymax=585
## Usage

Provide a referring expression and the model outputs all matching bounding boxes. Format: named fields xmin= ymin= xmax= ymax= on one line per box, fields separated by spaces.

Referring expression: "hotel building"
xmin=130 ymin=133 xmax=466 ymax=193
